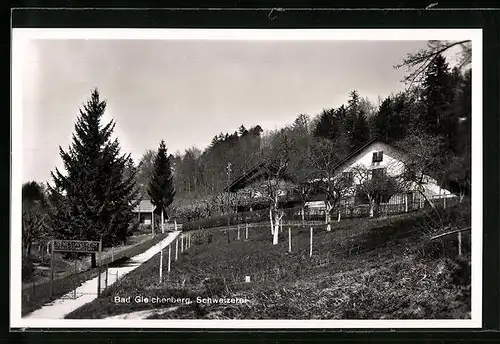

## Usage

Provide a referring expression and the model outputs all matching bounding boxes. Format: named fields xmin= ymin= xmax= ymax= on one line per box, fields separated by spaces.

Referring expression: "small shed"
xmin=133 ymin=199 xmax=157 ymax=225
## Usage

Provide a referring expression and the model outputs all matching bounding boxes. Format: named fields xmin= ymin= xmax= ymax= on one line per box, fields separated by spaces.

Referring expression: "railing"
xmin=181 ymin=195 xmax=460 ymax=231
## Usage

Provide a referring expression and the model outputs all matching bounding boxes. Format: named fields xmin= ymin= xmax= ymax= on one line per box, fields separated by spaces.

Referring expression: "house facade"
xmin=305 ymin=139 xmax=454 ymax=211
xmin=226 ymin=139 xmax=455 ymax=215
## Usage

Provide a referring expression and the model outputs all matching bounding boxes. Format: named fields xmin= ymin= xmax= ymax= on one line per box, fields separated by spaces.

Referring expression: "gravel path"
xmin=24 ymin=231 xmax=181 ymax=319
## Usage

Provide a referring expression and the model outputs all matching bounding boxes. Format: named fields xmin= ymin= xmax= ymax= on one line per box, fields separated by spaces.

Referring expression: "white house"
xmin=305 ymin=139 xmax=455 ymax=211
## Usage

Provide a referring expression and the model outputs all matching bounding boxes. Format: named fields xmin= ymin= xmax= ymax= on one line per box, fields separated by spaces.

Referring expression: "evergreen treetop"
xmin=148 ymin=140 xmax=176 ymax=217
xmin=47 ymin=89 xmax=139 ymax=247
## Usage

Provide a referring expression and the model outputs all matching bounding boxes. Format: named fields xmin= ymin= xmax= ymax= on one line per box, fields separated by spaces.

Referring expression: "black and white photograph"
xmin=11 ymin=29 xmax=481 ymax=329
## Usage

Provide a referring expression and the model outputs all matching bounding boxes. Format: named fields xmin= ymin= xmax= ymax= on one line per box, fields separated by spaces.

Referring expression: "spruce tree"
xmin=313 ymin=108 xmax=338 ymax=140
xmin=148 ymin=140 xmax=176 ymax=234
xmin=373 ymin=97 xmax=393 ymax=142
xmin=344 ymin=91 xmax=361 ymax=145
xmin=47 ymin=89 xmax=139 ymax=259
xmin=422 ymin=54 xmax=454 ymax=136
xmin=350 ymin=111 xmax=370 ymax=149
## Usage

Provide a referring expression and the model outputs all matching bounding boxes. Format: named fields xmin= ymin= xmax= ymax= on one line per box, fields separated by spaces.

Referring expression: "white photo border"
xmin=10 ymin=28 xmax=483 ymax=329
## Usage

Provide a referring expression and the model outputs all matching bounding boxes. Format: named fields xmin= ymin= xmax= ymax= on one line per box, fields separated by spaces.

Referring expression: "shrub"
xmin=128 ymin=219 xmax=140 ymax=236
xmin=202 ymin=277 xmax=226 ymax=296
xmin=192 ymin=230 xmax=213 ymax=246
xmin=22 ymin=256 xmax=34 ymax=282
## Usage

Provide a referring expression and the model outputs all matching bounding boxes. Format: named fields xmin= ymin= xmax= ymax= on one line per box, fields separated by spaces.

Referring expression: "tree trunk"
xmin=369 ymin=198 xmax=375 ymax=218
xmin=151 ymin=211 xmax=155 ymax=236
xmin=273 ymin=212 xmax=280 ymax=245
xmin=337 ymin=210 xmax=341 ymax=222
xmin=417 ymin=189 xmax=436 ymax=210
xmin=161 ymin=209 xmax=164 ymax=234
xmin=301 ymin=206 xmax=305 ymax=227
xmin=325 ymin=201 xmax=332 ymax=231
xmin=27 ymin=242 xmax=32 ymax=256
xmin=269 ymin=207 xmax=274 ymax=235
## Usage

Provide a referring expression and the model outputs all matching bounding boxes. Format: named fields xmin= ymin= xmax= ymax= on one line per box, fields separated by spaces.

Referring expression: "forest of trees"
xmin=131 ymin=51 xmax=471 ymax=224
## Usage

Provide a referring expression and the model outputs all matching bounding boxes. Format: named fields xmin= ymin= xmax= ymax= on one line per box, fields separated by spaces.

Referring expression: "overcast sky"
xmin=21 ymin=39 xmax=430 ymax=183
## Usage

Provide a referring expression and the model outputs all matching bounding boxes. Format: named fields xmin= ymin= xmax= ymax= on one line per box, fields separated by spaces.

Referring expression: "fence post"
xmin=73 ymin=260 xmax=76 ymax=299
xmin=444 ymin=196 xmax=447 ymax=209
xmin=405 ymin=194 xmax=408 ymax=213
xmin=50 ymin=240 xmax=54 ymax=297
xmin=245 ymin=223 xmax=248 ymax=240
xmin=159 ymin=248 xmax=163 ymax=284
xmin=168 ymin=244 xmax=171 ymax=273
xmin=288 ymin=227 xmax=292 ymax=253
xmin=105 ymin=264 xmax=108 ymax=289
xmin=310 ymin=227 xmax=313 ymax=257
xmin=237 ymin=224 xmax=240 ymax=240
xmin=97 ymin=266 xmax=101 ymax=297
xmin=458 ymin=231 xmax=462 ymax=257
xmin=175 ymin=238 xmax=179 ymax=261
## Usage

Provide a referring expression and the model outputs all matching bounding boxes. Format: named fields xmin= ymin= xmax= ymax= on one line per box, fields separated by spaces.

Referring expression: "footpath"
xmin=24 ymin=230 xmax=181 ymax=319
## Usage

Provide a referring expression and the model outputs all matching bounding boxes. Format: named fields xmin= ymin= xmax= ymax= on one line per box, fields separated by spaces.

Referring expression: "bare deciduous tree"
xmin=309 ymin=138 xmax=351 ymax=231
xmin=351 ymin=165 xmax=404 ymax=218
xmin=395 ymin=40 xmax=472 ymax=86
xmin=257 ymin=130 xmax=294 ymax=245
xmin=394 ymin=129 xmax=447 ymax=210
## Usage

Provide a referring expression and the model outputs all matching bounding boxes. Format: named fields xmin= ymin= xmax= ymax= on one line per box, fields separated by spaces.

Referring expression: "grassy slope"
xmin=22 ymin=232 xmax=170 ymax=316
xmin=66 ymin=208 xmax=471 ymax=320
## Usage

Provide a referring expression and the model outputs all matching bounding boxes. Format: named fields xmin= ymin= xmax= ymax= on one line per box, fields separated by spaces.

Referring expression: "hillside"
xmin=66 ymin=203 xmax=471 ymax=320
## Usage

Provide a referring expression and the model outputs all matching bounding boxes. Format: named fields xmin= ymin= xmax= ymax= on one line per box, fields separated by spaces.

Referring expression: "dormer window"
xmin=372 ymin=151 xmax=383 ymax=163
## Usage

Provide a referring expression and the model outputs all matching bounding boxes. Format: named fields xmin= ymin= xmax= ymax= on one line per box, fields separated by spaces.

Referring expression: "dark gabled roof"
xmin=223 ymin=161 xmax=266 ymax=192
xmin=224 ymin=161 xmax=295 ymax=193
xmin=329 ymin=138 xmax=379 ymax=173
xmin=224 ymin=138 xmax=395 ymax=193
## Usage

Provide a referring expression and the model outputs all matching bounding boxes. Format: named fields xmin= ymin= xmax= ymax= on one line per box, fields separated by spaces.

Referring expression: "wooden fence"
xmin=181 ymin=194 xmax=459 ymax=231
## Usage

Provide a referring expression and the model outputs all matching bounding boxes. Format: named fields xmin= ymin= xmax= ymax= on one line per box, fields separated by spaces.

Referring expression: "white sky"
xmin=20 ymin=38 xmax=433 ymax=183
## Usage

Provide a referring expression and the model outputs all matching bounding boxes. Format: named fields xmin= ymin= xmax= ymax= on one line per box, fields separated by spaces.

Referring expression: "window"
xmin=372 ymin=151 xmax=384 ymax=163
xmin=342 ymin=171 xmax=353 ymax=185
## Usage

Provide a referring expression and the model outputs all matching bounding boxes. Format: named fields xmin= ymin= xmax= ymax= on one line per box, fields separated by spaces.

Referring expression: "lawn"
xmin=22 ymin=232 xmax=170 ymax=316
xmin=66 ymin=205 xmax=471 ymax=320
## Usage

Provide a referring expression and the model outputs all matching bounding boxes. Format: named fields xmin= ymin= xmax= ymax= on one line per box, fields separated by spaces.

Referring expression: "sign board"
xmin=52 ymin=239 xmax=102 ymax=253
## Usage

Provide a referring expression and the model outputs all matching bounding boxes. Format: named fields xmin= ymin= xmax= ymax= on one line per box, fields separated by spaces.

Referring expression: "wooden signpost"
xmin=50 ymin=239 xmax=102 ymax=297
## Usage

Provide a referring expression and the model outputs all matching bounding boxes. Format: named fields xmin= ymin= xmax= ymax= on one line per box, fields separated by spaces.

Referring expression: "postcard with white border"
xmin=11 ymin=28 xmax=482 ymax=329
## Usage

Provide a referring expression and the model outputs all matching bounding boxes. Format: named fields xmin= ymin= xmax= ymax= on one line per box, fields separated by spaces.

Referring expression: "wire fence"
xmin=182 ymin=194 xmax=459 ymax=231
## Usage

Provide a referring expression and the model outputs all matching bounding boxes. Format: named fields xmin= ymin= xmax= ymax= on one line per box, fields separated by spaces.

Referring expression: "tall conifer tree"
xmin=47 ymin=89 xmax=139 ymax=264
xmin=350 ymin=111 xmax=370 ymax=149
xmin=148 ymin=140 xmax=176 ymax=234
xmin=422 ymin=53 xmax=454 ymax=136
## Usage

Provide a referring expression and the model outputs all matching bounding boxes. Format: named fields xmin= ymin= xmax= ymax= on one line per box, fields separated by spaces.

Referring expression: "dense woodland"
xmin=133 ymin=51 xmax=471 ymax=224
xmin=21 ymin=41 xmax=472 ymax=256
